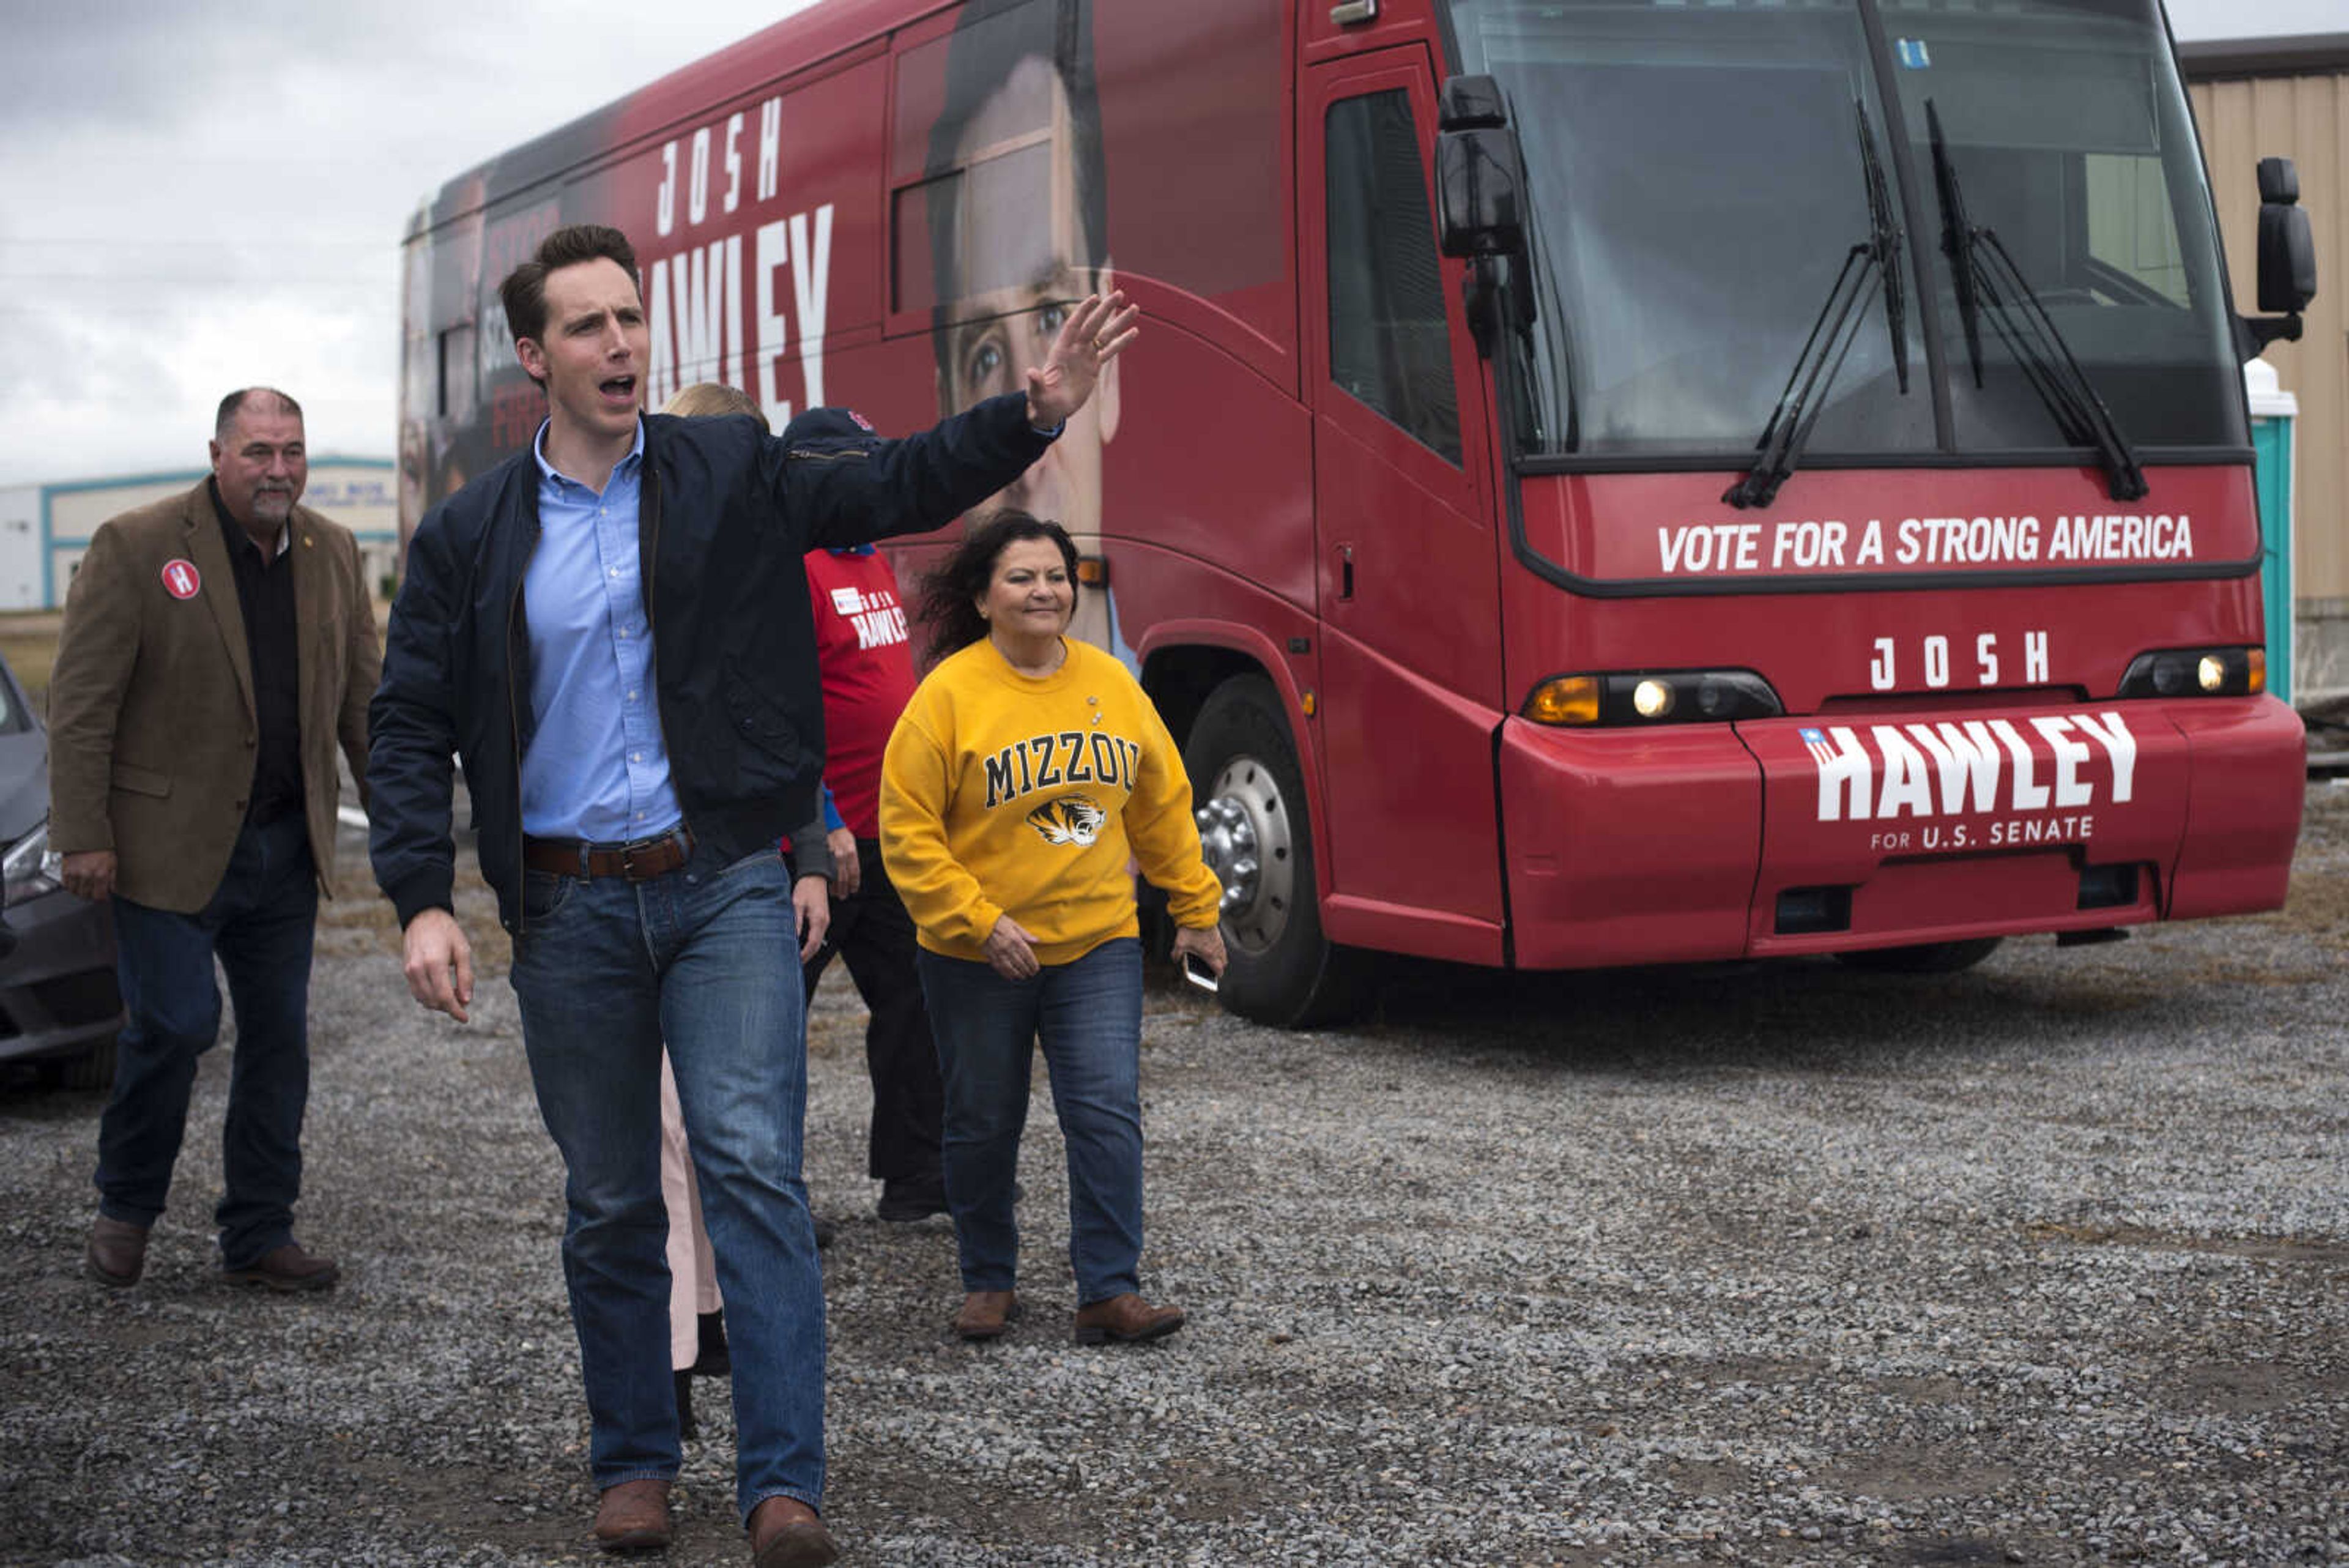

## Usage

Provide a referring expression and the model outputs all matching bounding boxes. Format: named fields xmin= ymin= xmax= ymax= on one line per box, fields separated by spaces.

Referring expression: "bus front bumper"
xmin=1497 ymin=694 xmax=2304 ymax=970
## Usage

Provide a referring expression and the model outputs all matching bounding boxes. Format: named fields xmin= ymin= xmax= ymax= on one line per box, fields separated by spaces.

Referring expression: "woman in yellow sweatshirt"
xmin=880 ymin=513 xmax=1225 ymax=1345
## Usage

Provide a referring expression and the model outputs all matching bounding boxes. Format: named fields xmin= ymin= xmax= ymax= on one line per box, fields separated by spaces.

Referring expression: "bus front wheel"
xmin=1183 ymin=675 xmax=1368 ymax=1028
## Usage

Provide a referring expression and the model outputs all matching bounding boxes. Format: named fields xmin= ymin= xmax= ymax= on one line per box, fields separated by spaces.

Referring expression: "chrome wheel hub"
xmin=1196 ymin=755 xmax=1294 ymax=954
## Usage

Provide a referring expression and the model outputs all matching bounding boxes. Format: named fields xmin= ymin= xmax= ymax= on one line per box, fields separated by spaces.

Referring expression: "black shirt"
xmin=210 ymin=480 xmax=303 ymax=825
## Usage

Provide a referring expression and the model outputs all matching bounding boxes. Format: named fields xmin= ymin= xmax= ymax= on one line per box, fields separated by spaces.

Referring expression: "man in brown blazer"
xmin=48 ymin=387 xmax=380 ymax=1291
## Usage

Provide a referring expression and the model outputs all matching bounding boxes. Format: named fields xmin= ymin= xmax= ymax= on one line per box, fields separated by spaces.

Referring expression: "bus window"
xmin=436 ymin=326 xmax=474 ymax=421
xmin=2087 ymin=154 xmax=2191 ymax=308
xmin=1447 ymin=0 xmax=2243 ymax=461
xmin=1448 ymin=0 xmax=1929 ymax=461
xmin=1326 ymin=91 xmax=1462 ymax=465
xmin=1882 ymin=1 xmax=2244 ymax=450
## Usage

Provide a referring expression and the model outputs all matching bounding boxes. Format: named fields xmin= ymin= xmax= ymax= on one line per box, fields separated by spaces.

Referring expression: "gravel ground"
xmin=3 ymin=784 xmax=2345 ymax=1566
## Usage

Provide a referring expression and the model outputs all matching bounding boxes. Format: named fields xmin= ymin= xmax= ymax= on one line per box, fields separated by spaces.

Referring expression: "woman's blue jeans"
xmin=915 ymin=937 xmax=1145 ymax=1304
xmin=507 ymin=851 xmax=824 ymax=1522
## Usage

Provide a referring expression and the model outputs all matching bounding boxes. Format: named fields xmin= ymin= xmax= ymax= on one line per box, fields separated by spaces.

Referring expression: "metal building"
xmin=2185 ymin=32 xmax=2349 ymax=708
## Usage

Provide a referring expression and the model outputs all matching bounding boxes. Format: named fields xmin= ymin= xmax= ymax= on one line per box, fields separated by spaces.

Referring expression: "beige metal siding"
xmin=2189 ymin=69 xmax=2348 ymax=689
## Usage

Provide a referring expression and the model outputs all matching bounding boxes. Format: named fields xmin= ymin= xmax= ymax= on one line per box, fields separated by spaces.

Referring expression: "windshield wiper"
xmin=1926 ymin=100 xmax=2147 ymax=502
xmin=1861 ymin=100 xmax=1909 ymax=400
xmin=1726 ymin=102 xmax=1909 ymax=509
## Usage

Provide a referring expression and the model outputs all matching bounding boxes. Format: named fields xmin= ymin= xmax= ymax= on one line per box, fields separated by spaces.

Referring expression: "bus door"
xmin=1300 ymin=49 xmax=1507 ymax=964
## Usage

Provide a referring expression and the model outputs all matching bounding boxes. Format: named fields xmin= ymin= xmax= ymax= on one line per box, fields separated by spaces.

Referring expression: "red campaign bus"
xmin=399 ymin=0 xmax=2316 ymax=1026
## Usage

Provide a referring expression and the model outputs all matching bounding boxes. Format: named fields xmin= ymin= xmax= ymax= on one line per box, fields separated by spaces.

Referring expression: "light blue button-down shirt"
xmin=519 ymin=420 xmax=685 ymax=842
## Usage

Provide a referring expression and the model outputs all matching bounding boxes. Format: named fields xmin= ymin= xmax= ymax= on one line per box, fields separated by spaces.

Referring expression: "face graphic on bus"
xmin=933 ymin=56 xmax=1119 ymax=555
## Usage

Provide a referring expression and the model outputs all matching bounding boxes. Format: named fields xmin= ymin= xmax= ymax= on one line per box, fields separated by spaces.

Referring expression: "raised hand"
xmin=1024 ymin=291 xmax=1140 ymax=431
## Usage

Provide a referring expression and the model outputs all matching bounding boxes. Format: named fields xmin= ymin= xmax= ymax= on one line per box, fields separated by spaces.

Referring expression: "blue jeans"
xmin=507 ymin=850 xmax=824 ymax=1522
xmin=916 ymin=937 xmax=1145 ymax=1304
xmin=800 ymin=838 xmax=943 ymax=1183
xmin=95 ymin=812 xmax=317 ymax=1269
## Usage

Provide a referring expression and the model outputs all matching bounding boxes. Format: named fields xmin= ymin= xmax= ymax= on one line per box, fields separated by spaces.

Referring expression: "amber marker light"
xmin=2247 ymin=648 xmax=2266 ymax=694
xmin=1524 ymin=675 xmax=1601 ymax=726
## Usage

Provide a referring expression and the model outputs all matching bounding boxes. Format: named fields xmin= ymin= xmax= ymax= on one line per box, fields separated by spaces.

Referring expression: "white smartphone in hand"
xmin=1180 ymin=953 xmax=1219 ymax=994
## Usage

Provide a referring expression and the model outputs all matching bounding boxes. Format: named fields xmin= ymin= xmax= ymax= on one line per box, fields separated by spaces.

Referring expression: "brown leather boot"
xmin=951 ymin=1290 xmax=1020 ymax=1341
xmin=592 ymin=1477 xmax=672 ymax=1553
xmin=748 ymin=1494 xmax=838 ymax=1566
xmin=1072 ymin=1293 xmax=1185 ymax=1345
xmin=86 ymin=1215 xmax=150 ymax=1288
xmin=220 ymin=1241 xmax=340 ymax=1293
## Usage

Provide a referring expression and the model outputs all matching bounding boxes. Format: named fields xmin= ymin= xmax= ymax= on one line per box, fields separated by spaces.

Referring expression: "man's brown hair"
xmin=500 ymin=225 xmax=640 ymax=371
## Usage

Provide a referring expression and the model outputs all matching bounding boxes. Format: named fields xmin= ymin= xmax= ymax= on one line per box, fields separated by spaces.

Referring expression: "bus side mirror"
xmin=2255 ymin=157 xmax=2317 ymax=315
xmin=1435 ymin=75 xmax=1527 ymax=259
xmin=2240 ymin=156 xmax=2315 ymax=357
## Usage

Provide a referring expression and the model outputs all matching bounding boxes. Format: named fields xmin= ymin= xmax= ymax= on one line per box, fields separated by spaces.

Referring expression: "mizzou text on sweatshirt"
xmin=879 ymin=637 xmax=1222 ymax=965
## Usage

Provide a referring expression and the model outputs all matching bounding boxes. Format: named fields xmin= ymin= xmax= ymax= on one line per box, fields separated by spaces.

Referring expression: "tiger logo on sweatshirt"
xmin=1026 ymin=795 xmax=1108 ymax=847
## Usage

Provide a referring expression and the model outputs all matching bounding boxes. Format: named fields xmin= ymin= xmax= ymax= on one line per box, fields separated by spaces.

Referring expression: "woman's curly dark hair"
xmin=918 ymin=510 xmax=1080 ymax=666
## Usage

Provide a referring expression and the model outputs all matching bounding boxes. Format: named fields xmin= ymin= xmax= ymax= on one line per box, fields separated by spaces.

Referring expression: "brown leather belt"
xmin=522 ymin=827 xmax=693 ymax=882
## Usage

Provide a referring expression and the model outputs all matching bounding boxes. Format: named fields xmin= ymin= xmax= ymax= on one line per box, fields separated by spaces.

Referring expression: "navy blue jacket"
xmin=368 ymin=394 xmax=1053 ymax=932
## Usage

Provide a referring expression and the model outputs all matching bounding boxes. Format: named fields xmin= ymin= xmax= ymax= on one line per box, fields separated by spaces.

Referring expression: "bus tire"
xmin=1834 ymin=937 xmax=2003 ymax=975
xmin=1183 ymin=675 xmax=1369 ymax=1028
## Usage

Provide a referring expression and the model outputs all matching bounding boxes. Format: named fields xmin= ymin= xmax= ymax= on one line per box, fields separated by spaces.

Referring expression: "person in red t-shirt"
xmin=804 ymin=541 xmax=948 ymax=1221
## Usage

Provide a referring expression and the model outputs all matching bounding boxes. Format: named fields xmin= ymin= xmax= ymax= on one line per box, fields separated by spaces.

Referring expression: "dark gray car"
xmin=0 ymin=650 xmax=122 ymax=1089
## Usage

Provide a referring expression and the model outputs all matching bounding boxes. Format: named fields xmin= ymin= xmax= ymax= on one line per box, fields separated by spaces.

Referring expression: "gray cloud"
xmin=0 ymin=1 xmax=374 ymax=137
xmin=0 ymin=0 xmax=803 ymax=485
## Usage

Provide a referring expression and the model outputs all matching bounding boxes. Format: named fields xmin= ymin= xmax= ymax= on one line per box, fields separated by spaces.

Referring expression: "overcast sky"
xmin=0 ymin=0 xmax=813 ymax=487
xmin=0 ymin=0 xmax=2334 ymax=488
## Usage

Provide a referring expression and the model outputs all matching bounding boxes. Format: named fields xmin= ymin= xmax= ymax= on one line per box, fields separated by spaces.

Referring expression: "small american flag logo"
xmin=1801 ymin=727 xmax=1839 ymax=768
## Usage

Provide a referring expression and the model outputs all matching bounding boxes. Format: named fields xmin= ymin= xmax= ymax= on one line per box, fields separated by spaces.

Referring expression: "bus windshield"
xmin=1445 ymin=0 xmax=2246 ymax=461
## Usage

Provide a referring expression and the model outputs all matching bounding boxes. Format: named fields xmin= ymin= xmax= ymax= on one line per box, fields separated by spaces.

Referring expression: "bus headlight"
xmin=2117 ymin=647 xmax=2263 ymax=699
xmin=1522 ymin=669 xmax=1782 ymax=726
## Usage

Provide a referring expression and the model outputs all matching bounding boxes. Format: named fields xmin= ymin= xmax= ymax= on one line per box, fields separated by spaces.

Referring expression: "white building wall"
xmin=0 ymin=485 xmax=39 ymax=609
xmin=40 ymin=460 xmax=396 ymax=607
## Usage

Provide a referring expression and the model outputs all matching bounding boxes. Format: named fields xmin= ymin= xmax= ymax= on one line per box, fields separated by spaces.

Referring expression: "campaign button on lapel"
xmin=161 ymin=559 xmax=202 ymax=600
